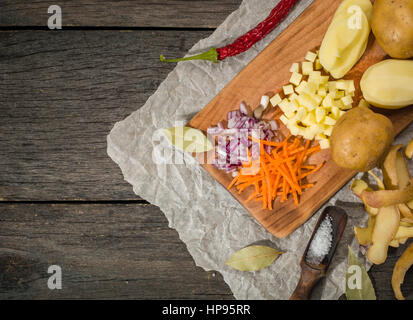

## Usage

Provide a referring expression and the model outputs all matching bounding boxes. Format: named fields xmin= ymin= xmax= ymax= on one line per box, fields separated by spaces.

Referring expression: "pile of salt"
xmin=306 ymin=215 xmax=333 ymax=265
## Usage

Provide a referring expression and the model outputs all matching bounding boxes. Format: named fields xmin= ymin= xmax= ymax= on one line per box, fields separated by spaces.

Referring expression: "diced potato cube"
xmin=298 ymin=93 xmax=317 ymax=111
xmin=309 ymin=124 xmax=323 ymax=136
xmin=324 ymin=116 xmax=336 ymax=126
xmin=295 ymin=107 xmax=307 ymax=121
xmin=330 ymin=106 xmax=340 ymax=118
xmin=323 ymin=125 xmax=333 ymax=136
xmin=320 ymin=76 xmax=329 ymax=85
xmin=295 ymin=81 xmax=308 ymax=94
xmin=270 ymin=93 xmax=282 ymax=107
xmin=288 ymin=123 xmax=300 ymax=136
xmin=289 ymin=71 xmax=302 ymax=86
xmin=338 ymin=110 xmax=346 ymax=118
xmin=283 ymin=84 xmax=295 ymax=95
xmin=279 ymin=99 xmax=295 ymax=118
xmin=290 ymin=62 xmax=300 ymax=73
xmin=317 ymin=87 xmax=327 ymax=97
xmin=304 ymin=81 xmax=318 ymax=94
xmin=322 ymin=95 xmax=333 ymax=108
xmin=278 ymin=98 xmax=289 ymax=110
xmin=302 ymin=112 xmax=316 ymax=126
xmin=288 ymin=101 xmax=298 ymax=113
xmin=315 ymin=59 xmax=322 ymax=70
xmin=280 ymin=115 xmax=289 ymax=125
xmin=313 ymin=94 xmax=323 ymax=106
xmin=336 ymin=80 xmax=347 ymax=91
xmin=315 ymin=107 xmax=326 ymax=123
xmin=291 ymin=98 xmax=300 ymax=110
xmin=335 ymin=90 xmax=345 ymax=99
xmin=302 ymin=61 xmax=313 ymax=75
xmin=308 ymin=71 xmax=322 ymax=83
xmin=316 ymin=132 xmax=327 ymax=140
xmin=305 ymin=51 xmax=317 ymax=63
xmin=346 ymin=80 xmax=355 ymax=93
xmin=289 ymin=92 xmax=299 ymax=102
xmin=328 ymin=81 xmax=337 ymax=92
xmin=332 ymin=99 xmax=343 ymax=109
xmin=319 ymin=139 xmax=330 ymax=149
xmin=302 ymin=128 xmax=315 ymax=140
xmin=341 ymin=95 xmax=353 ymax=106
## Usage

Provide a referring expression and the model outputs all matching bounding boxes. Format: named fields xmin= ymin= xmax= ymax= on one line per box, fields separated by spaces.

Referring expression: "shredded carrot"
xmin=228 ymin=136 xmax=324 ymax=209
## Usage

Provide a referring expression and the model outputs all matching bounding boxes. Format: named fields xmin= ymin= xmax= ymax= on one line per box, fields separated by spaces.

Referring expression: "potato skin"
xmin=330 ymin=107 xmax=394 ymax=172
xmin=371 ymin=0 xmax=413 ymax=59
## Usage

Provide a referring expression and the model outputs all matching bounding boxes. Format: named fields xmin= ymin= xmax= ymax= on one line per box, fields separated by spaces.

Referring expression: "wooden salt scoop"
xmin=290 ymin=206 xmax=347 ymax=300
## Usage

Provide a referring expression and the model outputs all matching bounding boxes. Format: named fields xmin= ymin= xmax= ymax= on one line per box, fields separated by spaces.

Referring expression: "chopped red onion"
xmin=207 ymin=102 xmax=282 ymax=173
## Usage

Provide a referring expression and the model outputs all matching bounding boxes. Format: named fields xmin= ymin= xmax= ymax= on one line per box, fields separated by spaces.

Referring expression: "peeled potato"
xmin=360 ymin=59 xmax=413 ymax=109
xmin=319 ymin=0 xmax=373 ymax=79
xmin=367 ymin=205 xmax=400 ymax=265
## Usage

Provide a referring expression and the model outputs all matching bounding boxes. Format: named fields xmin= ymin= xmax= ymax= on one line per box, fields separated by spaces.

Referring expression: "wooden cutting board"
xmin=188 ymin=0 xmax=413 ymax=238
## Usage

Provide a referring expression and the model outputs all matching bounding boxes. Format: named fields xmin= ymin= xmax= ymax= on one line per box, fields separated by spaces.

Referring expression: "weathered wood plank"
xmin=1 ymin=202 xmax=412 ymax=300
xmin=0 ymin=30 xmax=212 ymax=201
xmin=1 ymin=202 xmax=412 ymax=299
xmin=0 ymin=0 xmax=241 ymax=28
xmin=0 ymin=203 xmax=234 ymax=299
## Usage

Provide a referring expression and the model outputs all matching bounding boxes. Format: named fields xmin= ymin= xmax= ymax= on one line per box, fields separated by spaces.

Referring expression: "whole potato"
xmin=371 ymin=0 xmax=413 ymax=59
xmin=330 ymin=107 xmax=394 ymax=172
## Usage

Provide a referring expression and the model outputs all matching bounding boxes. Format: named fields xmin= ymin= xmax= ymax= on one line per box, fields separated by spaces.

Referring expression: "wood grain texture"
xmin=0 ymin=203 xmax=234 ymax=299
xmin=0 ymin=0 xmax=241 ymax=28
xmin=0 ymin=30 xmax=211 ymax=201
xmin=0 ymin=202 xmax=411 ymax=300
xmin=188 ymin=0 xmax=413 ymax=238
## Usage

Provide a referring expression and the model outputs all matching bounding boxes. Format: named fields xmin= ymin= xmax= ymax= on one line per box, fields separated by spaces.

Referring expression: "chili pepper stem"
xmin=160 ymin=47 xmax=219 ymax=63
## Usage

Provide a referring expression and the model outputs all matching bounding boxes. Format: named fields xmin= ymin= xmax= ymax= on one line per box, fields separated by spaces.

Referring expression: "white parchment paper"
xmin=107 ymin=0 xmax=413 ymax=299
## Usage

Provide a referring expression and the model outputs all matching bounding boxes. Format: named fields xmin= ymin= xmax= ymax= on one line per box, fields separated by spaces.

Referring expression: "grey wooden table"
xmin=0 ymin=0 xmax=411 ymax=300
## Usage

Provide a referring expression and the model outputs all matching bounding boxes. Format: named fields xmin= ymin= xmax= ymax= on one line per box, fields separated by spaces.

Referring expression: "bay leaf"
xmin=225 ymin=245 xmax=284 ymax=272
xmin=346 ymin=246 xmax=376 ymax=300
xmin=163 ymin=126 xmax=212 ymax=153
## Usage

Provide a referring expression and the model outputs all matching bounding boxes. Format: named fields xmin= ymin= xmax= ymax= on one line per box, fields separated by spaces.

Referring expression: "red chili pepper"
xmin=160 ymin=0 xmax=300 ymax=63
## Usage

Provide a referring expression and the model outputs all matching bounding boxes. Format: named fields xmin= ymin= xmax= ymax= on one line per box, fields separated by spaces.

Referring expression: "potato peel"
xmin=368 ymin=170 xmax=385 ymax=190
xmin=394 ymin=226 xmax=413 ymax=240
xmin=406 ymin=138 xmax=413 ymax=159
xmin=362 ymin=184 xmax=413 ymax=208
xmin=351 ymin=179 xmax=380 ymax=215
xmin=396 ymin=151 xmax=411 ymax=189
xmin=392 ymin=243 xmax=413 ymax=300
xmin=398 ymin=203 xmax=413 ymax=221
xmin=367 ymin=205 xmax=400 ymax=265
xmin=354 ymin=215 xmax=376 ymax=246
xmin=382 ymin=145 xmax=403 ymax=190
